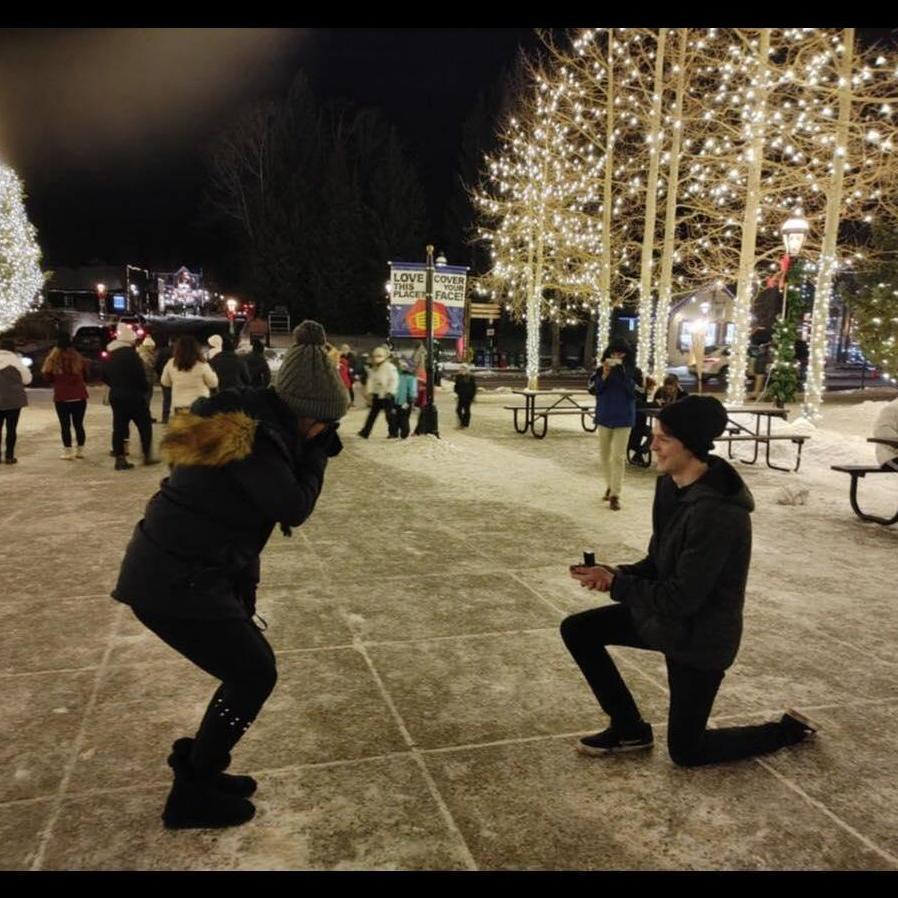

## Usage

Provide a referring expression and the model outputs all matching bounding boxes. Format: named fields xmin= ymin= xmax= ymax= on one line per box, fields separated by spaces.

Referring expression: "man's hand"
xmin=569 ymin=564 xmax=615 ymax=592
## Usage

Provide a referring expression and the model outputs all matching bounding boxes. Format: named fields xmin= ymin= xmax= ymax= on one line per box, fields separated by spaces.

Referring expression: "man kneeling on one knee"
xmin=562 ymin=395 xmax=818 ymax=766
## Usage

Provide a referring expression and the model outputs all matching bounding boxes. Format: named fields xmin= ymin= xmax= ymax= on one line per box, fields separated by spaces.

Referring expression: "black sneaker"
xmin=578 ymin=722 xmax=654 ymax=756
xmin=780 ymin=709 xmax=820 ymax=745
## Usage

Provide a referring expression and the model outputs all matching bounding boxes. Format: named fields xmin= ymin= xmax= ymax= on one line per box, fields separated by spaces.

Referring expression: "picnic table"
xmin=505 ymin=389 xmax=596 ymax=439
xmin=831 ymin=438 xmax=898 ymax=526
xmin=714 ymin=406 xmax=809 ymax=473
xmin=645 ymin=405 xmax=809 ymax=472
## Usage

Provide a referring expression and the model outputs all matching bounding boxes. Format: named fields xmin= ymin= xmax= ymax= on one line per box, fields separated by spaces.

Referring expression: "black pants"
xmin=390 ymin=406 xmax=411 ymax=439
xmin=456 ymin=399 xmax=472 ymax=427
xmin=55 ymin=400 xmax=87 ymax=448
xmin=359 ymin=396 xmax=394 ymax=437
xmin=132 ymin=608 xmax=277 ymax=772
xmin=161 ymin=386 xmax=172 ymax=424
xmin=111 ymin=396 xmax=152 ymax=457
xmin=560 ymin=604 xmax=790 ymax=767
xmin=0 ymin=408 xmax=21 ymax=459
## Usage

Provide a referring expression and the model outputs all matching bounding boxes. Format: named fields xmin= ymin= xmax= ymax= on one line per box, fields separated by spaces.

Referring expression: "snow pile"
xmin=774 ymin=481 xmax=810 ymax=506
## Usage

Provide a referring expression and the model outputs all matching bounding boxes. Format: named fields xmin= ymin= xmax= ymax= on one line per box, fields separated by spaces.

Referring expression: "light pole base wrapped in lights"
xmin=416 ymin=245 xmax=440 ymax=437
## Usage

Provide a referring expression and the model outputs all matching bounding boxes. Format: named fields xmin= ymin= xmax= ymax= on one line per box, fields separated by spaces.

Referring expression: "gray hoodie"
xmin=0 ymin=349 xmax=32 ymax=410
xmin=611 ymin=456 xmax=754 ymax=671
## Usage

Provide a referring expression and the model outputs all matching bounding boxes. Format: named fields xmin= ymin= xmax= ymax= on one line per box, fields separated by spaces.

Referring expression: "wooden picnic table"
xmin=506 ymin=389 xmax=596 ymax=439
xmin=646 ymin=405 xmax=809 ymax=472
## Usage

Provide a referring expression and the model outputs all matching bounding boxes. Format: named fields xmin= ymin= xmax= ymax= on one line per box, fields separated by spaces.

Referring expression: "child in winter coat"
xmin=453 ymin=364 xmax=477 ymax=428
xmin=358 ymin=346 xmax=398 ymax=439
xmin=390 ymin=358 xmax=418 ymax=439
xmin=41 ymin=333 xmax=90 ymax=459
xmin=0 ymin=337 xmax=32 ymax=464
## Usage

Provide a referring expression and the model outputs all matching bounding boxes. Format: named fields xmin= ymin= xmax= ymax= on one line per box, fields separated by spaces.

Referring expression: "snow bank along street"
xmin=1 ymin=386 xmax=896 ymax=870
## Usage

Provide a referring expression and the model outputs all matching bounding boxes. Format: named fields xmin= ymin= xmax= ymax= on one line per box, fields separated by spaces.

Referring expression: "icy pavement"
xmin=1 ymin=386 xmax=897 ymax=871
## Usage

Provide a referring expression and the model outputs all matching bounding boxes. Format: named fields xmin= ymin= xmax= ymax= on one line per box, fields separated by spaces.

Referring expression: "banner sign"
xmin=389 ymin=262 xmax=467 ymax=339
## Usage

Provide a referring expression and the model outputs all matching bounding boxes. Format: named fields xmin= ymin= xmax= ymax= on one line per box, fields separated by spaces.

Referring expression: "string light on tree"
xmin=0 ymin=162 xmax=44 ymax=333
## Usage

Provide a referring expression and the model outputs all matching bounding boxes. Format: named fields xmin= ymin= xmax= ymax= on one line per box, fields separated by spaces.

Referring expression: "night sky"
xmin=0 ymin=28 xmax=894 ymax=285
xmin=0 ymin=28 xmax=542 ymax=280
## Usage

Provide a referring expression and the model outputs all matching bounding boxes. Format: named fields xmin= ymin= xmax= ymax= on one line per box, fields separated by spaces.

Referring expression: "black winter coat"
xmin=154 ymin=346 xmax=173 ymax=380
xmin=112 ymin=387 xmax=341 ymax=620
xmin=454 ymin=374 xmax=477 ymax=403
xmin=611 ymin=456 xmax=754 ymax=671
xmin=243 ymin=352 xmax=271 ymax=388
xmin=211 ymin=350 xmax=251 ymax=390
xmin=103 ymin=346 xmax=148 ymax=401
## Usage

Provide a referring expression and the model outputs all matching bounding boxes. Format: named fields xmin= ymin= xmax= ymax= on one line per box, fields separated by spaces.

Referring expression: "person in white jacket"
xmin=357 ymin=345 xmax=398 ymax=439
xmin=161 ymin=335 xmax=219 ymax=414
xmin=0 ymin=338 xmax=32 ymax=464
xmin=207 ymin=334 xmax=223 ymax=361
xmin=873 ymin=397 xmax=898 ymax=470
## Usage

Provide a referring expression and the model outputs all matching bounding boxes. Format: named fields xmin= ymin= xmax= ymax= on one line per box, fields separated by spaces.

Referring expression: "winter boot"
xmin=161 ymin=749 xmax=255 ymax=830
xmin=75 ymin=445 xmax=84 ymax=458
xmin=602 ymin=488 xmax=611 ymax=502
xmin=60 ymin=447 xmax=75 ymax=460
xmin=143 ymin=455 xmax=161 ymax=466
xmin=168 ymin=738 xmax=257 ymax=798
xmin=609 ymin=496 xmax=621 ymax=511
xmin=114 ymin=455 xmax=134 ymax=471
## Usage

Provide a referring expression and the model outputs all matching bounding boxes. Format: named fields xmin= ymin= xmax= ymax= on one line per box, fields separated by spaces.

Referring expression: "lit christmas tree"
xmin=0 ymin=162 xmax=44 ymax=333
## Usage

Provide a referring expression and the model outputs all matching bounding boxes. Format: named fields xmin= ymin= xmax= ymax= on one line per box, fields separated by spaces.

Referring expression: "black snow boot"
xmin=168 ymin=737 xmax=257 ymax=798
xmin=161 ymin=749 xmax=256 ymax=830
xmin=114 ymin=455 xmax=134 ymax=470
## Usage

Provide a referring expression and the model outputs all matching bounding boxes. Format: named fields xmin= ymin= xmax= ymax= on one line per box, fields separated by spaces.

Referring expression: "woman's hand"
xmin=296 ymin=417 xmax=328 ymax=441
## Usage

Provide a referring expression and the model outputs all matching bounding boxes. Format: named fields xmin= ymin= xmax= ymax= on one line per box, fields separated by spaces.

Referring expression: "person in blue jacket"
xmin=589 ymin=337 xmax=636 ymax=510
xmin=389 ymin=358 xmax=418 ymax=439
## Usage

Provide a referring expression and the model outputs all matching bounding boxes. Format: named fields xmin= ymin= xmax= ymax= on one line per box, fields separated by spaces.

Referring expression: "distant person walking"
xmin=161 ymin=336 xmax=219 ymax=414
xmin=358 ymin=346 xmax=398 ymax=439
xmin=338 ymin=345 xmax=355 ymax=405
xmin=390 ymin=358 xmax=418 ymax=439
xmin=103 ymin=324 xmax=156 ymax=471
xmin=453 ymin=364 xmax=478 ymax=428
xmin=243 ymin=339 xmax=271 ymax=388
xmin=41 ymin=333 xmax=90 ymax=459
xmin=0 ymin=337 xmax=32 ymax=465
xmin=210 ymin=336 xmax=251 ymax=391
xmin=137 ymin=335 xmax=158 ymax=422
xmin=590 ymin=338 xmax=636 ymax=511
xmin=154 ymin=336 xmax=174 ymax=424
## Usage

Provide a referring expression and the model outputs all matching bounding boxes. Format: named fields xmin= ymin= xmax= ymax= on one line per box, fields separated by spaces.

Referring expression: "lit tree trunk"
xmin=802 ymin=29 xmax=854 ymax=422
xmin=526 ymin=223 xmax=545 ymax=390
xmin=636 ymin=28 xmax=667 ymax=373
xmin=726 ymin=28 xmax=771 ymax=406
xmin=597 ymin=29 xmax=615 ymax=362
xmin=551 ymin=319 xmax=561 ymax=370
xmin=583 ymin=314 xmax=596 ymax=369
xmin=653 ymin=28 xmax=687 ymax=387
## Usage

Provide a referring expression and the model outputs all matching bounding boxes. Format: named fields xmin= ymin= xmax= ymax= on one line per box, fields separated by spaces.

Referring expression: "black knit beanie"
xmin=658 ymin=395 xmax=728 ymax=460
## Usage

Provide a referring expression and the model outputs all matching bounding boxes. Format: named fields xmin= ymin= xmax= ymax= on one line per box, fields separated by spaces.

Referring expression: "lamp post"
xmin=96 ymin=283 xmax=106 ymax=320
xmin=417 ymin=245 xmax=440 ymax=437
xmin=780 ymin=210 xmax=809 ymax=317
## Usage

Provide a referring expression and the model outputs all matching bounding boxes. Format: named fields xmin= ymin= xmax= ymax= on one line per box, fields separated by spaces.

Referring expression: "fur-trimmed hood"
xmin=161 ymin=411 xmax=257 ymax=467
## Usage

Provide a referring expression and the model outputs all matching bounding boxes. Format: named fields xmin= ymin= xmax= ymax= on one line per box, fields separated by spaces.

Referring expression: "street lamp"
xmin=780 ymin=209 xmax=809 ymax=316
xmin=96 ymin=283 xmax=106 ymax=320
xmin=417 ymin=245 xmax=440 ymax=437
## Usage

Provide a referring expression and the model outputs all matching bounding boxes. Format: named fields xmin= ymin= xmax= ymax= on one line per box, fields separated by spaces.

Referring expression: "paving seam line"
xmin=348 ymin=626 xmax=479 ymax=872
xmin=802 ymin=625 xmax=898 ymax=671
xmin=28 ymin=602 xmax=126 ymax=872
xmin=755 ymin=758 xmax=898 ymax=869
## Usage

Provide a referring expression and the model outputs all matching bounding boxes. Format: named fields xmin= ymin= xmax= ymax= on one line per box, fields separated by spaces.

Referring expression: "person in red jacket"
xmin=41 ymin=333 xmax=90 ymax=460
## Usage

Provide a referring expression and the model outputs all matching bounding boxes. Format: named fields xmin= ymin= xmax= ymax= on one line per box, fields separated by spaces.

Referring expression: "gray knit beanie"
xmin=275 ymin=320 xmax=350 ymax=421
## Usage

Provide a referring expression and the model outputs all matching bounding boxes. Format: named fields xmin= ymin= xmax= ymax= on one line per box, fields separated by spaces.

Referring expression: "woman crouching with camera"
xmin=112 ymin=320 xmax=349 ymax=829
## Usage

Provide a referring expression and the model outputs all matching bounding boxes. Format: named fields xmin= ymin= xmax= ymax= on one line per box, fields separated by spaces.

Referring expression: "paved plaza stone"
xmin=1 ymin=386 xmax=897 ymax=870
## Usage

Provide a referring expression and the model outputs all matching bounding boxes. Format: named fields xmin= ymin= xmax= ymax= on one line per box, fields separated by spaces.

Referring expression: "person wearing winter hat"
xmin=358 ymin=345 xmax=398 ymax=439
xmin=390 ymin=358 xmax=418 ymax=439
xmin=564 ymin=395 xmax=819 ymax=765
xmin=207 ymin=333 xmax=223 ymax=361
xmin=112 ymin=318 xmax=346 ymax=830
xmin=0 ymin=337 xmax=32 ymax=464
xmin=137 ymin=335 xmax=158 ymax=421
xmin=589 ymin=338 xmax=637 ymax=510
xmin=453 ymin=364 xmax=478 ymax=429
xmin=102 ymin=324 xmax=156 ymax=470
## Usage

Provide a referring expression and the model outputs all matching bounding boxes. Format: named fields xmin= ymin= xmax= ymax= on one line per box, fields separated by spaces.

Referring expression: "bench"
xmin=715 ymin=434 xmax=810 ymax=473
xmin=504 ymin=404 xmax=596 ymax=439
xmin=831 ymin=438 xmax=898 ymax=526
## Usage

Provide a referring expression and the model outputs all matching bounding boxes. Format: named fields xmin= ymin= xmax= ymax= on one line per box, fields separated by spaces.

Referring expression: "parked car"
xmin=688 ymin=344 xmax=732 ymax=383
xmin=73 ymin=325 xmax=117 ymax=382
